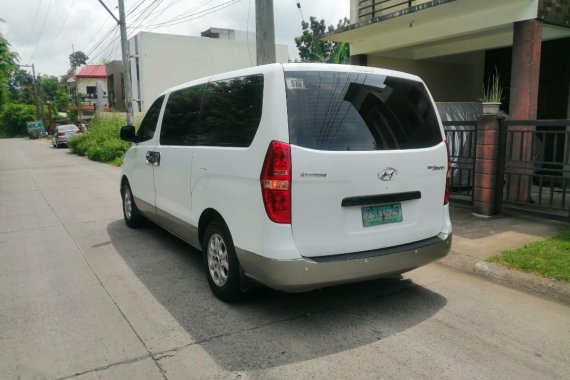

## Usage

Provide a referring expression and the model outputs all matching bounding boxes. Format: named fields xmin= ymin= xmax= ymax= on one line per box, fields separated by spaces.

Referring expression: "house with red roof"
xmin=66 ymin=64 xmax=110 ymax=117
xmin=67 ymin=64 xmax=108 ymax=99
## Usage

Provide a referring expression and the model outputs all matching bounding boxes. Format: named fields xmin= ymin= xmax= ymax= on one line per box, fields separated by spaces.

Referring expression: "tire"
xmin=121 ymin=183 xmax=145 ymax=228
xmin=202 ymin=220 xmax=242 ymax=302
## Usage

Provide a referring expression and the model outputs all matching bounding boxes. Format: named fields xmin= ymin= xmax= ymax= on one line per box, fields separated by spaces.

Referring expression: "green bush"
xmin=68 ymin=113 xmax=132 ymax=166
xmin=0 ymin=103 xmax=36 ymax=137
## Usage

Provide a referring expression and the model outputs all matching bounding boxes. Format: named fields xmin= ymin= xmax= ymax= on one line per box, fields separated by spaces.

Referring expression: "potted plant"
xmin=481 ymin=68 xmax=503 ymax=115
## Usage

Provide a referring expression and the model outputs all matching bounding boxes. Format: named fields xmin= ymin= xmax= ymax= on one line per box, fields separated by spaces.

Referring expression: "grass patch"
xmin=487 ymin=230 xmax=570 ymax=283
xmin=68 ymin=113 xmax=133 ymax=166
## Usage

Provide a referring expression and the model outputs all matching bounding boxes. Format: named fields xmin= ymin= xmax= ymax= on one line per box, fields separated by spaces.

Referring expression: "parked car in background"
xmin=52 ymin=124 xmax=80 ymax=148
xmin=119 ymin=63 xmax=452 ymax=302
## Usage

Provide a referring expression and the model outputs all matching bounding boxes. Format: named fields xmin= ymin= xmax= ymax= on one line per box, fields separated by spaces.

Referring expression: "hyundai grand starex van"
xmin=119 ymin=63 xmax=452 ymax=301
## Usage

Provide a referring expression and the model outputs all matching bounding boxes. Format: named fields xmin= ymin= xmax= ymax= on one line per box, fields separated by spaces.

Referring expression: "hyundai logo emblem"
xmin=378 ymin=168 xmax=398 ymax=181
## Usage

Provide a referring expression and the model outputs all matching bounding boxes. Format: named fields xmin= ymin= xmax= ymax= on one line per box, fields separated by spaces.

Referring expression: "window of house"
xmin=86 ymin=86 xmax=96 ymax=98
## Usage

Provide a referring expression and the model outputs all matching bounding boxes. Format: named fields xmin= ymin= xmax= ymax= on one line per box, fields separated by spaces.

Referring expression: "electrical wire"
xmin=30 ymin=0 xmax=53 ymax=60
xmin=142 ymin=0 xmax=241 ymax=29
xmin=22 ymin=0 xmax=43 ymax=62
xmin=84 ymin=0 xmax=242 ymax=66
xmin=36 ymin=0 xmax=78 ymax=61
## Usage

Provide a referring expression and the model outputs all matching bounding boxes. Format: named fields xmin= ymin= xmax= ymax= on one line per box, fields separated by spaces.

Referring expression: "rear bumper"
xmin=237 ymin=233 xmax=452 ymax=292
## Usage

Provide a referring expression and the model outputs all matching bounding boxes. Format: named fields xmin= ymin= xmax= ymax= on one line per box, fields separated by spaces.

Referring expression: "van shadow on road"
xmin=107 ymin=220 xmax=447 ymax=371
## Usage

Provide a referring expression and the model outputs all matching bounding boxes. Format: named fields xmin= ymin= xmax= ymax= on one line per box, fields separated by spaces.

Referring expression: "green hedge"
xmin=69 ymin=113 xmax=132 ymax=166
xmin=0 ymin=103 xmax=36 ymax=137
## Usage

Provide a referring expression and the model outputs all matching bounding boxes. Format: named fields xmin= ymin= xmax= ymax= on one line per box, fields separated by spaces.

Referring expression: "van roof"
xmin=160 ymin=63 xmax=423 ymax=98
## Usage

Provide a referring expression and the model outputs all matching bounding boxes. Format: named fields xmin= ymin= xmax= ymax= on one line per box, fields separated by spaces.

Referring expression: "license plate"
xmin=362 ymin=203 xmax=403 ymax=227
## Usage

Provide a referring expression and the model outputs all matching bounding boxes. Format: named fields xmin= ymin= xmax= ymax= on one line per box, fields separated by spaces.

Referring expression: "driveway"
xmin=1 ymin=138 xmax=569 ymax=380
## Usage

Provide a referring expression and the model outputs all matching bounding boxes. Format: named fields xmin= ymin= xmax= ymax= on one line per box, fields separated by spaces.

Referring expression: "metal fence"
xmin=358 ymin=0 xmax=415 ymax=20
xmin=443 ymin=120 xmax=477 ymax=204
xmin=499 ymin=119 xmax=570 ymax=220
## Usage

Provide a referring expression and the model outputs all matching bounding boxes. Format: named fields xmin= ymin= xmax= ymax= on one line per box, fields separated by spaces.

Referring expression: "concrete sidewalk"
xmin=443 ymin=205 xmax=570 ymax=305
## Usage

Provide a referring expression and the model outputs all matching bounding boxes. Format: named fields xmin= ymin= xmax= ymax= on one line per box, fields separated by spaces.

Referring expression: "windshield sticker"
xmin=286 ymin=78 xmax=306 ymax=89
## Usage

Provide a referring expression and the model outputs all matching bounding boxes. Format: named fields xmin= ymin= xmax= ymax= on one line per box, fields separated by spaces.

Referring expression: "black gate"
xmin=443 ymin=120 xmax=477 ymax=205
xmin=498 ymin=119 xmax=570 ymax=220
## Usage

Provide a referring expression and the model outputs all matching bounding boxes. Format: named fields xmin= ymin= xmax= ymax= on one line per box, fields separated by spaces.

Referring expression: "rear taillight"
xmin=57 ymin=132 xmax=65 ymax=136
xmin=260 ymin=141 xmax=291 ymax=224
xmin=444 ymin=140 xmax=451 ymax=205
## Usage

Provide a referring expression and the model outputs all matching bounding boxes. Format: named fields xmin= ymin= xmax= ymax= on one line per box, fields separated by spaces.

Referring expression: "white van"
xmin=120 ymin=63 xmax=452 ymax=301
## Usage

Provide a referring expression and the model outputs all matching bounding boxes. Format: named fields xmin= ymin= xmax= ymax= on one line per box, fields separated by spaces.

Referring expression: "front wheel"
xmin=121 ymin=183 xmax=145 ymax=228
xmin=203 ymin=220 xmax=242 ymax=302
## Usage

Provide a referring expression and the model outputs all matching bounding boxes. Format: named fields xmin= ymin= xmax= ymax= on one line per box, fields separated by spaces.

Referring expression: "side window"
xmin=160 ymin=84 xmax=206 ymax=146
xmin=196 ymin=75 xmax=263 ymax=147
xmin=137 ymin=95 xmax=164 ymax=142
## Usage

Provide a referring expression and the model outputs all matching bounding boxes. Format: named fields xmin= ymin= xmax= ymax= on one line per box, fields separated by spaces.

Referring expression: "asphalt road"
xmin=1 ymin=138 xmax=569 ymax=380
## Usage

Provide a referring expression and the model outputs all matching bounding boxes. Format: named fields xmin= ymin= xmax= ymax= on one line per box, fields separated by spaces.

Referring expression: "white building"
xmin=129 ymin=29 xmax=289 ymax=114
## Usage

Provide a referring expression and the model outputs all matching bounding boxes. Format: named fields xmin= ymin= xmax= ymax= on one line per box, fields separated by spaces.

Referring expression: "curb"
xmin=472 ymin=261 xmax=570 ymax=306
xmin=439 ymin=257 xmax=570 ymax=306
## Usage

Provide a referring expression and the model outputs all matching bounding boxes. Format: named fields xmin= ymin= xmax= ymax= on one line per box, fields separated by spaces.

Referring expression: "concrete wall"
xmin=105 ymin=61 xmax=124 ymax=112
xmin=367 ymin=52 xmax=485 ymax=102
xmin=129 ymin=32 xmax=289 ymax=114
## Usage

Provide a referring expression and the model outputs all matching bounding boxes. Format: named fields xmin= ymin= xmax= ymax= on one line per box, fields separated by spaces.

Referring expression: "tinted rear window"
xmin=285 ymin=71 xmax=442 ymax=151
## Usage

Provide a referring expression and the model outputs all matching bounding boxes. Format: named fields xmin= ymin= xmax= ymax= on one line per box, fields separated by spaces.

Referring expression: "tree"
xmin=39 ymin=75 xmax=60 ymax=101
xmin=0 ymin=33 xmax=19 ymax=109
xmin=55 ymin=88 xmax=70 ymax=112
xmin=294 ymin=17 xmax=350 ymax=64
xmin=0 ymin=103 xmax=35 ymax=137
xmin=8 ymin=69 xmax=34 ymax=104
xmin=69 ymin=51 xmax=88 ymax=69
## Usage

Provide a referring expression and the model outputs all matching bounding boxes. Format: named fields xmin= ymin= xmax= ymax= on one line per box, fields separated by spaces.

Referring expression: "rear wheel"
xmin=121 ymin=183 xmax=145 ymax=228
xmin=202 ymin=220 xmax=242 ymax=302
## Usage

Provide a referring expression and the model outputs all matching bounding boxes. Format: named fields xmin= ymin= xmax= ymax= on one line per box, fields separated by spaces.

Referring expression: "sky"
xmin=1 ymin=0 xmax=350 ymax=77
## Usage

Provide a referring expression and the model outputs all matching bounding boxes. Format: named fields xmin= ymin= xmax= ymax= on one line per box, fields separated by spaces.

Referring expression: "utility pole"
xmin=96 ymin=0 xmax=133 ymax=125
xmin=118 ymin=0 xmax=133 ymax=125
xmin=19 ymin=63 xmax=42 ymax=121
xmin=36 ymin=71 xmax=45 ymax=124
xmin=255 ymin=0 xmax=276 ymax=65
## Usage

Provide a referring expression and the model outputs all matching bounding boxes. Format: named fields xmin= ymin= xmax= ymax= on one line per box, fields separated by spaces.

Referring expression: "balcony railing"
xmin=359 ymin=0 xmax=416 ymax=21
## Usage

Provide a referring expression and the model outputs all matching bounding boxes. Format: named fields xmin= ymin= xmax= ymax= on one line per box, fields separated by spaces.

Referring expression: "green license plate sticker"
xmin=362 ymin=203 xmax=403 ymax=227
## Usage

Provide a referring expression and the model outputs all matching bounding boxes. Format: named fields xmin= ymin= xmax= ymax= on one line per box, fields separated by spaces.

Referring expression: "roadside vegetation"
xmin=487 ymin=230 xmax=570 ymax=283
xmin=69 ymin=113 xmax=133 ymax=166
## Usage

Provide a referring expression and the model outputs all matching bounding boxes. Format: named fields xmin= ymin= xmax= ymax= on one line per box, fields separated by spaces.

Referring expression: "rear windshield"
xmin=59 ymin=125 xmax=77 ymax=131
xmin=285 ymin=71 xmax=442 ymax=151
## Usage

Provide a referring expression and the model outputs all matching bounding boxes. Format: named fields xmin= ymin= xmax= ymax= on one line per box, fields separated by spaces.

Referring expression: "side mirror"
xmin=120 ymin=125 xmax=137 ymax=142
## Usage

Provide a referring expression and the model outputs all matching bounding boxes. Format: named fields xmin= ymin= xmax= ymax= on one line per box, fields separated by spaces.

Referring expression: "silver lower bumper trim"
xmin=236 ymin=234 xmax=452 ymax=292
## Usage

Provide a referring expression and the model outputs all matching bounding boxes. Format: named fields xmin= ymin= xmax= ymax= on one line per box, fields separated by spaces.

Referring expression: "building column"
xmin=474 ymin=116 xmax=501 ymax=216
xmin=507 ymin=19 xmax=543 ymax=202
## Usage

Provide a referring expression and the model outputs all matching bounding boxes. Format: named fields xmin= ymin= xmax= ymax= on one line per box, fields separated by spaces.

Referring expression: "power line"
xmin=37 ymin=0 xmax=78 ymax=61
xmin=85 ymin=0 xmax=242 ymax=65
xmin=142 ymin=0 xmax=241 ymax=29
xmin=22 ymin=0 xmax=43 ymax=61
xmin=30 ymin=0 xmax=53 ymax=60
